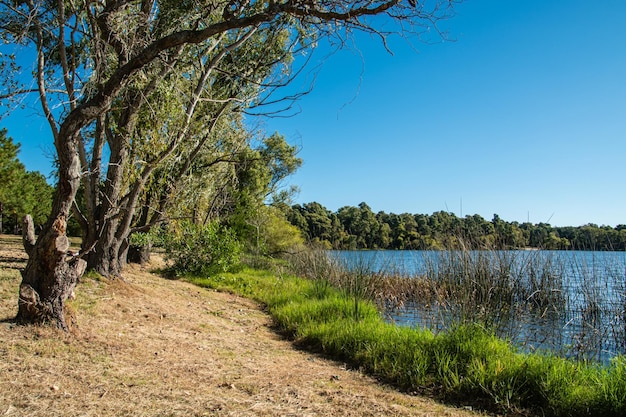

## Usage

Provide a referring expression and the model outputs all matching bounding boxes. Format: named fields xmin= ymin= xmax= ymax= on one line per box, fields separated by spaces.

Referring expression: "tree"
xmin=0 ymin=129 xmax=53 ymax=234
xmin=300 ymin=202 xmax=334 ymax=245
xmin=1 ymin=0 xmax=457 ymax=329
xmin=222 ymin=132 xmax=302 ymax=253
xmin=0 ymin=128 xmax=22 ymax=233
xmin=246 ymin=205 xmax=304 ymax=257
xmin=337 ymin=205 xmax=361 ymax=248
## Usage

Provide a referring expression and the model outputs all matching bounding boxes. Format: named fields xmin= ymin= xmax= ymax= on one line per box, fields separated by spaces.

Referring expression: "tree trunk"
xmin=87 ymin=231 xmax=125 ymax=277
xmin=17 ymin=128 xmax=86 ymax=331
xmin=17 ymin=215 xmax=86 ymax=330
xmin=127 ymin=243 xmax=151 ymax=265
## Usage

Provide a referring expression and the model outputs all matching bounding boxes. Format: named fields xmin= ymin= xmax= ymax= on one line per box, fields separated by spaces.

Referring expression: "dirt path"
xmin=0 ymin=235 xmax=485 ymax=416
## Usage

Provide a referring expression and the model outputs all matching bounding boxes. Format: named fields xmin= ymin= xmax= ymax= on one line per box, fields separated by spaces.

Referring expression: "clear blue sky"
xmin=4 ymin=0 xmax=626 ymax=227
xmin=258 ymin=0 xmax=626 ymax=227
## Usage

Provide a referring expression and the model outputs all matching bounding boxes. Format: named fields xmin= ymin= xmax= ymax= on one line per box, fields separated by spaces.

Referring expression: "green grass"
xmin=183 ymin=268 xmax=626 ymax=417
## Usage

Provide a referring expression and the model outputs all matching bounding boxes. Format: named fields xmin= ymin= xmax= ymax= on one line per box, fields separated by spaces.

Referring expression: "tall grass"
xmin=413 ymin=249 xmax=568 ymax=352
xmin=183 ymin=265 xmax=626 ymax=416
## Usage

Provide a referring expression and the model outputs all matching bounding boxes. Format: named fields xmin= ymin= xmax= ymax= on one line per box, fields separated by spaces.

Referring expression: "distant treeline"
xmin=283 ymin=202 xmax=626 ymax=251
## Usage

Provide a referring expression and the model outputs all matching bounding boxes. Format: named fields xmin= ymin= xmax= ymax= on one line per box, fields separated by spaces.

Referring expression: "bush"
xmin=163 ymin=221 xmax=242 ymax=276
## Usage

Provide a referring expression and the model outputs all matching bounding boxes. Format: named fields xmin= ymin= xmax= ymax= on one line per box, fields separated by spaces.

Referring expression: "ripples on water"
xmin=331 ymin=250 xmax=626 ymax=364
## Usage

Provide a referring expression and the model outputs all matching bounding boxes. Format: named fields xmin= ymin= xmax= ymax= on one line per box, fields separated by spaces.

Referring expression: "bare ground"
xmin=0 ymin=235 xmax=487 ymax=417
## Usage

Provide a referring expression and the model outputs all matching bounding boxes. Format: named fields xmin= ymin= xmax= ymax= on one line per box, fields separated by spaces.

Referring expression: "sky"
xmin=258 ymin=0 xmax=626 ymax=227
xmin=4 ymin=0 xmax=626 ymax=227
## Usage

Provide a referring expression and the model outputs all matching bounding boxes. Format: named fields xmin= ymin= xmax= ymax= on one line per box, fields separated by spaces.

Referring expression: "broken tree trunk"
xmin=17 ymin=214 xmax=86 ymax=330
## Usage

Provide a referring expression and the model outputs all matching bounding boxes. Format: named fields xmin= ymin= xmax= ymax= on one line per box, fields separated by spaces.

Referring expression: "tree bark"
xmin=127 ymin=243 xmax=151 ymax=265
xmin=86 ymin=224 xmax=125 ymax=277
xmin=17 ymin=215 xmax=86 ymax=330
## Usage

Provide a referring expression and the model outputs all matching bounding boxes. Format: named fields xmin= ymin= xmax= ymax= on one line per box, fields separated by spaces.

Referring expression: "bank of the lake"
xmin=331 ymin=250 xmax=626 ymax=363
xmin=0 ymin=235 xmax=480 ymax=417
xmin=188 ymin=265 xmax=626 ymax=417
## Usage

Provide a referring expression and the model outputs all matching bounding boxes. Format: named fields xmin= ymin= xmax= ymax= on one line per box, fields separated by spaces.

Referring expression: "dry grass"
xmin=0 ymin=234 xmax=486 ymax=417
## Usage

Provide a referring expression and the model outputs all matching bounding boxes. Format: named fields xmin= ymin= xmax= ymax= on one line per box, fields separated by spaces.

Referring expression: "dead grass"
xmin=0 ymin=234 xmax=487 ymax=417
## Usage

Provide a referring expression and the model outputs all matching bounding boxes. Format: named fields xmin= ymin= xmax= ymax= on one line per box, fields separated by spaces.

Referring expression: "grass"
xmin=185 ymin=266 xmax=626 ymax=416
xmin=300 ymin=248 xmax=626 ymax=363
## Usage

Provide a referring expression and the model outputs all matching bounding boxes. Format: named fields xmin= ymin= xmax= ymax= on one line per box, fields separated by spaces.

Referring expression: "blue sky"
xmin=4 ymin=0 xmax=626 ymax=227
xmin=258 ymin=0 xmax=626 ymax=227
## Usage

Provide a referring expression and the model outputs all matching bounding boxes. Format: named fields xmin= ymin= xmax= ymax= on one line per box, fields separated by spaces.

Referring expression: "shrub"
xmin=163 ymin=221 xmax=242 ymax=276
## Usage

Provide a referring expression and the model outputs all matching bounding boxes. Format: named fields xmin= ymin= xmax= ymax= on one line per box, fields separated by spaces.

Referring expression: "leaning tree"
xmin=0 ymin=0 xmax=457 ymax=330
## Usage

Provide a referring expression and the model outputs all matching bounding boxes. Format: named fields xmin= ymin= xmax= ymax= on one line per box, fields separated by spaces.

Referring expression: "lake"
xmin=330 ymin=250 xmax=626 ymax=363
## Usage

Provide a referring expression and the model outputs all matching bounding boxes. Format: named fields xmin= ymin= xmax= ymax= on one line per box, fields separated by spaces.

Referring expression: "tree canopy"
xmin=0 ymin=129 xmax=53 ymax=234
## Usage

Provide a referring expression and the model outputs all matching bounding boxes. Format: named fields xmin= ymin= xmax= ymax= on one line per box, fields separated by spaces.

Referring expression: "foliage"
xmin=217 ymin=133 xmax=303 ymax=255
xmin=129 ymin=227 xmax=167 ymax=248
xmin=0 ymin=129 xmax=53 ymax=233
xmin=243 ymin=205 xmax=305 ymax=256
xmin=163 ymin=221 xmax=243 ymax=276
xmin=285 ymin=202 xmax=626 ymax=250
xmin=0 ymin=0 xmax=459 ymax=328
xmin=185 ymin=267 xmax=626 ymax=417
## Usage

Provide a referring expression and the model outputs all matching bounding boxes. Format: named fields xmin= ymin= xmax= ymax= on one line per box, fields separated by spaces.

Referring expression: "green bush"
xmin=163 ymin=221 xmax=242 ymax=276
xmin=129 ymin=228 xmax=165 ymax=248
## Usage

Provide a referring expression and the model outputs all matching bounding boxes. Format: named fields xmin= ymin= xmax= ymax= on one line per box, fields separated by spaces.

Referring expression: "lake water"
xmin=330 ymin=250 xmax=626 ymax=363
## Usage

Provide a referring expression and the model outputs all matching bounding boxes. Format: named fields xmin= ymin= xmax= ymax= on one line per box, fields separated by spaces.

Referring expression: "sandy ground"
xmin=0 ymin=235 xmax=487 ymax=417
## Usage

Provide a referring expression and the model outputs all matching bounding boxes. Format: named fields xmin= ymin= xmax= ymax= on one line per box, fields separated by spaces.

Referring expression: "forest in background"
xmin=283 ymin=201 xmax=626 ymax=250
xmin=0 ymin=129 xmax=53 ymax=235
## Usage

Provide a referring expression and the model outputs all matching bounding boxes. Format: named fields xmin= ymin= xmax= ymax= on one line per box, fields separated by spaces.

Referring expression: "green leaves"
xmin=163 ymin=220 xmax=243 ymax=276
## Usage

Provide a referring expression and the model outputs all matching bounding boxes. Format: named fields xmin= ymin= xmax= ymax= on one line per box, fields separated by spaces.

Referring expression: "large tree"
xmin=0 ymin=0 xmax=457 ymax=329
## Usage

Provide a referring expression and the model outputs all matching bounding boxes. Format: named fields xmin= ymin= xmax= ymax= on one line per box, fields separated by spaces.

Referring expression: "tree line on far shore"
xmin=282 ymin=201 xmax=626 ymax=251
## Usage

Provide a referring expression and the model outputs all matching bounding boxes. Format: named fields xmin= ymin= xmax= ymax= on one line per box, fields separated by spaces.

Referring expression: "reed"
xmin=408 ymin=249 xmax=626 ymax=362
xmin=416 ymin=249 xmax=567 ymax=339
xmin=286 ymin=249 xmax=433 ymax=309
xmin=557 ymin=251 xmax=626 ymax=362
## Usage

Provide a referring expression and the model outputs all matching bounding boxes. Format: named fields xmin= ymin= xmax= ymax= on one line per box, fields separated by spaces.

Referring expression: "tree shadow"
xmin=0 ymin=255 xmax=26 ymax=264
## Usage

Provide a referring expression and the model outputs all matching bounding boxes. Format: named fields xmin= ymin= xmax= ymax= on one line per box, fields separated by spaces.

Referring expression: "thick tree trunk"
xmin=17 ymin=215 xmax=86 ymax=330
xmin=17 ymin=127 xmax=86 ymax=330
xmin=87 ymin=241 xmax=125 ymax=277
xmin=85 ymin=211 xmax=128 ymax=277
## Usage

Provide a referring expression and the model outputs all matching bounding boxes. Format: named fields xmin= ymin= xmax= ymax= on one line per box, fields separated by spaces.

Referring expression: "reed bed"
xmin=287 ymin=248 xmax=626 ymax=363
